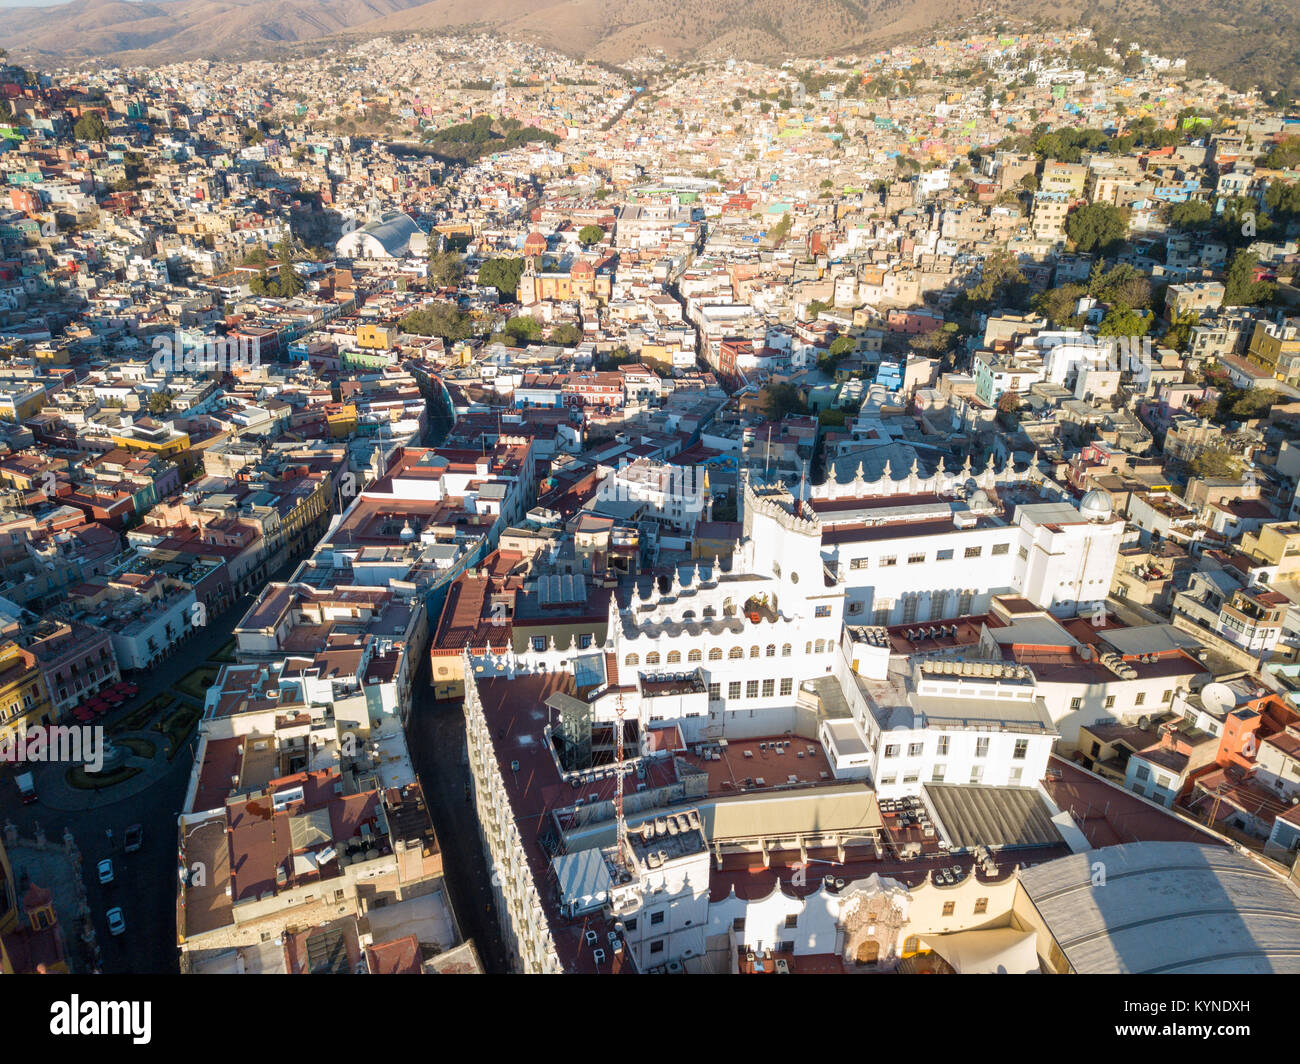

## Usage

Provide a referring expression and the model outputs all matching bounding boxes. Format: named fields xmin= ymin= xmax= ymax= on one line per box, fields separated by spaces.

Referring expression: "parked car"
xmin=16 ymin=772 xmax=35 ymax=804
xmin=106 ymin=908 xmax=125 ymax=936
xmin=97 ymin=859 xmax=114 ymax=885
xmin=124 ymin=824 xmax=143 ymax=853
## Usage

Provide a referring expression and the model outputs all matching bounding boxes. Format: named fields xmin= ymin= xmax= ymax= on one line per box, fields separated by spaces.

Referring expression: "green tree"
xmin=1066 ymin=203 xmax=1128 ymax=255
xmin=1191 ymin=445 xmax=1244 ymax=479
xmin=1168 ymin=199 xmax=1213 ymax=229
xmin=963 ymin=249 xmax=1027 ymax=310
xmin=477 ymin=257 xmax=526 ymax=300
xmin=1229 ymin=388 xmax=1279 ymax=420
xmin=74 ymin=112 xmax=108 ymax=142
xmin=577 ymin=224 xmax=604 ymax=246
xmin=275 ymin=241 xmax=303 ymax=298
xmin=1097 ymin=307 xmax=1152 ymax=338
xmin=427 ymin=249 xmax=466 ymax=289
xmin=1032 ymin=283 xmax=1087 ymax=328
xmin=148 ymin=389 xmax=174 ymax=415
xmin=760 ymin=383 xmax=806 ymax=420
xmin=502 ymin=316 xmax=542 ymax=343
xmin=549 ymin=323 xmax=582 ymax=345
xmin=1223 ymin=249 xmax=1276 ymax=306
xmin=399 ymin=303 xmax=477 ymax=341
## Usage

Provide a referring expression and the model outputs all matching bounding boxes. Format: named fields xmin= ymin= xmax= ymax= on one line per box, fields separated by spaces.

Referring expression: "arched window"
xmin=709 ymin=648 xmax=723 ymax=661
xmin=624 ymin=653 xmax=639 ymax=666
xmin=667 ymin=650 xmax=681 ymax=664
xmin=806 ymin=642 xmax=813 ymax=655
xmin=729 ymin=647 xmax=744 ymax=659
xmin=782 ymin=643 xmax=792 ymax=657
xmin=749 ymin=645 xmax=760 ymax=658
xmin=646 ymin=652 xmax=660 ymax=665
xmin=815 ymin=639 xmax=825 ymax=654
xmin=765 ymin=644 xmax=776 ymax=657
xmin=688 ymin=649 xmax=702 ymax=662
xmin=903 ymin=935 xmax=920 ymax=956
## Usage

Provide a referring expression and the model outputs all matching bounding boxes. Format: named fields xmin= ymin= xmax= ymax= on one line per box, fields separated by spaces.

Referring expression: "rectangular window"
xmin=873 ymin=606 xmax=891 ymax=626
xmin=880 ymin=556 xmax=897 ymax=567
xmin=850 ymin=558 xmax=869 ymax=570
xmin=936 ymin=548 xmax=954 ymax=561
xmin=531 ymin=637 xmax=546 ymax=651
xmin=814 ymin=605 xmax=831 ymax=618
xmin=937 ymin=736 xmax=949 ymax=756
xmin=1009 ymin=767 xmax=1023 ymax=785
xmin=732 ymin=917 xmax=744 ymax=931
xmin=1018 ymin=546 xmax=1028 ymax=560
xmin=879 ymin=775 xmax=897 ymax=785
xmin=650 ymin=910 xmax=665 ymax=925
xmin=902 ymin=771 xmax=919 ymax=784
xmin=991 ymin=542 xmax=1010 ymax=555
xmin=907 ymin=742 xmax=923 ymax=757
xmin=626 ymin=918 xmax=638 ymax=932
xmin=884 ymin=744 xmax=899 ymax=758
xmin=931 ymin=765 xmax=946 ymax=783
xmin=1070 ymin=697 xmax=1082 ymax=710
xmin=964 ymin=546 xmax=982 ymax=559
xmin=975 ymin=737 xmax=989 ymax=758
xmin=1013 ymin=738 xmax=1028 ymax=760
xmin=901 ymin=597 xmax=920 ymax=624
xmin=746 ymin=680 xmax=759 ymax=698
xmin=1162 ymin=689 xmax=1173 ymax=703
xmin=784 ymin=914 xmax=798 ymax=929
xmin=728 ymin=681 xmax=741 ymax=700
xmin=1135 ymin=692 xmax=1146 ymax=706
xmin=708 ymin=683 xmax=721 ymax=701
xmin=974 ymin=898 xmax=988 ymax=915
xmin=847 ymin=601 xmax=864 ymax=615
xmin=908 ymin=552 xmax=926 ymax=565
xmin=762 ymin=678 xmax=775 ymax=698
xmin=970 ymin=765 xmax=984 ymax=783
xmin=1134 ymin=764 xmax=1150 ymax=782
xmin=942 ymin=902 xmax=955 ymax=917
xmin=650 ymin=940 xmax=664 ymax=954
xmin=957 ymin=591 xmax=974 ymax=614
xmin=780 ymin=678 xmax=793 ymax=697
xmin=1104 ymin=695 xmax=1115 ymax=709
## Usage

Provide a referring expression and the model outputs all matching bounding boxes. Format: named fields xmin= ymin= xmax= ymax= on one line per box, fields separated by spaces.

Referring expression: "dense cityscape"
xmin=0 ymin=15 xmax=1298 ymax=987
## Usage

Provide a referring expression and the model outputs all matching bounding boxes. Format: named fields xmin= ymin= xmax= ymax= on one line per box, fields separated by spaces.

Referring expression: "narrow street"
xmin=404 ymin=654 xmax=509 ymax=973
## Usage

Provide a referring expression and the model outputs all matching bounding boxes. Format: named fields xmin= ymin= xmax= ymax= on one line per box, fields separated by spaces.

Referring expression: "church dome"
xmin=1079 ymin=489 xmax=1113 ymax=521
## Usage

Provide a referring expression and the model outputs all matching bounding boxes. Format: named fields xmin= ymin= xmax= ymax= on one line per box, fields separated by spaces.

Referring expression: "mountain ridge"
xmin=0 ymin=0 xmax=1295 ymax=98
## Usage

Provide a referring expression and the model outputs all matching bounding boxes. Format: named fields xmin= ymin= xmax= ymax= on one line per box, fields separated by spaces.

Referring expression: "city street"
xmin=404 ymin=654 xmax=509 ymax=974
xmin=0 ymin=561 xmax=297 ymax=973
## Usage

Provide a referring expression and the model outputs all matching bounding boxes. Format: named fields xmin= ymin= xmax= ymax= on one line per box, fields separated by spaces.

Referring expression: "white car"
xmin=97 ymin=859 xmax=114 ymax=885
xmin=106 ymin=907 xmax=125 ymax=936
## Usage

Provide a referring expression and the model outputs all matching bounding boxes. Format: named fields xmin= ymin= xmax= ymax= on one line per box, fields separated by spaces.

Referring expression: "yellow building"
xmin=357 ymin=323 xmax=398 ymax=351
xmin=0 ymin=640 xmax=54 ymax=747
xmin=518 ymin=256 xmax=611 ymax=306
xmin=326 ymin=403 xmax=358 ymax=438
xmin=1241 ymin=521 xmax=1300 ymax=580
xmin=1245 ymin=320 xmax=1300 ymax=385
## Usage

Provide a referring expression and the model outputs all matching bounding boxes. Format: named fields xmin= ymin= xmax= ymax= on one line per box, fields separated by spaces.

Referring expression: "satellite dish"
xmin=1200 ymin=682 xmax=1237 ymax=716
